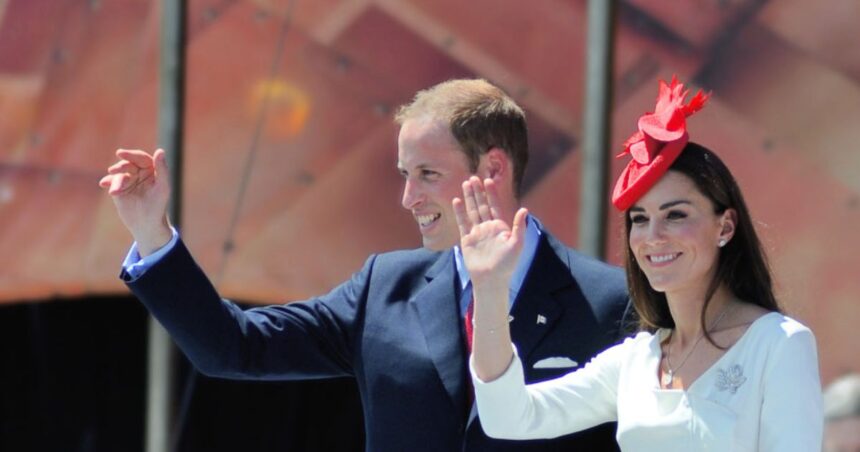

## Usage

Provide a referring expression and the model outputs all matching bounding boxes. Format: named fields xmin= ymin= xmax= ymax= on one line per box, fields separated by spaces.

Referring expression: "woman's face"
xmin=628 ymin=171 xmax=734 ymax=297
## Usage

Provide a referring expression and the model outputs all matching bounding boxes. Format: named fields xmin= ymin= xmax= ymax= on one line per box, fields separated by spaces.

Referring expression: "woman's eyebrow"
xmin=659 ymin=200 xmax=691 ymax=210
xmin=629 ymin=199 xmax=691 ymax=212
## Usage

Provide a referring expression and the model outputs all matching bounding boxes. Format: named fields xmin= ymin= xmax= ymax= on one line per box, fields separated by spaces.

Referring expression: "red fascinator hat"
xmin=611 ymin=76 xmax=710 ymax=211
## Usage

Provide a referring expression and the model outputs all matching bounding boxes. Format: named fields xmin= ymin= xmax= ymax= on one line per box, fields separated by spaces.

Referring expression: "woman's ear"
xmin=718 ymin=208 xmax=738 ymax=247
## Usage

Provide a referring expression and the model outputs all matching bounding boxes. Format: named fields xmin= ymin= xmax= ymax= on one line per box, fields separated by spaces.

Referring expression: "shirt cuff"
xmin=122 ymin=227 xmax=179 ymax=279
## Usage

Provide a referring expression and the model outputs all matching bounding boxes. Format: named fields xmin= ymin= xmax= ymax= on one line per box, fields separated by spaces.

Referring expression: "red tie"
xmin=464 ymin=296 xmax=475 ymax=353
xmin=464 ymin=296 xmax=475 ymax=408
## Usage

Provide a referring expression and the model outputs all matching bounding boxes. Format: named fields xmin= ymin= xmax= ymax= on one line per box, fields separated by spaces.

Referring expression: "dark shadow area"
xmin=0 ymin=296 xmax=364 ymax=452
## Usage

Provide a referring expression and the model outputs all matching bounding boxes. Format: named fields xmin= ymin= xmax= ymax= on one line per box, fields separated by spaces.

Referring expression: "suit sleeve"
xmin=471 ymin=338 xmax=632 ymax=440
xmin=124 ymin=238 xmax=368 ymax=380
xmin=758 ymin=325 xmax=823 ymax=451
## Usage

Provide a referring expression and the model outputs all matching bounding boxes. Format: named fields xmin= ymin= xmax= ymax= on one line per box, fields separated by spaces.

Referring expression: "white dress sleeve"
xmin=471 ymin=336 xmax=638 ymax=440
xmin=757 ymin=324 xmax=823 ymax=451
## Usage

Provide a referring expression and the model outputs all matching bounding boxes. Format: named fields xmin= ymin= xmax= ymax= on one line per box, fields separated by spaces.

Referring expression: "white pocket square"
xmin=533 ymin=357 xmax=579 ymax=369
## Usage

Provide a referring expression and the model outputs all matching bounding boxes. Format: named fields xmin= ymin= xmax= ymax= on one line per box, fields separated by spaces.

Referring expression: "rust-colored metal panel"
xmin=0 ymin=0 xmax=857 ymax=382
xmin=702 ymin=24 xmax=860 ymax=194
xmin=759 ymin=0 xmax=860 ymax=83
xmin=624 ymin=0 xmax=758 ymax=49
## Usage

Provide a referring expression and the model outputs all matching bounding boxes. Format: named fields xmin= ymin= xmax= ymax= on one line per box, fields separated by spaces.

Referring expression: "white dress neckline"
xmin=650 ymin=311 xmax=782 ymax=393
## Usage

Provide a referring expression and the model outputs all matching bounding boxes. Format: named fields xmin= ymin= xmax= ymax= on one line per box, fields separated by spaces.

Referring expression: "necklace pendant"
xmin=662 ymin=370 xmax=673 ymax=387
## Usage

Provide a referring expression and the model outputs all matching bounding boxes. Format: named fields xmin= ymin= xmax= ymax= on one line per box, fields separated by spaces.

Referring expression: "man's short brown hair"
xmin=395 ymin=79 xmax=529 ymax=197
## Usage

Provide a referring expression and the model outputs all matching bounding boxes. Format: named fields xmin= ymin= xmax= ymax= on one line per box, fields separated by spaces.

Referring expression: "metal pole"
xmin=578 ymin=0 xmax=615 ymax=259
xmin=148 ymin=1 xmax=185 ymax=452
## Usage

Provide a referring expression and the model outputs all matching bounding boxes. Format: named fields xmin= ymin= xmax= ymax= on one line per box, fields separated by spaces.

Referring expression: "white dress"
xmin=472 ymin=312 xmax=822 ymax=451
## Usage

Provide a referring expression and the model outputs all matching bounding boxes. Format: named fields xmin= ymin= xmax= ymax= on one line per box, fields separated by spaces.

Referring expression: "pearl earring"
xmin=718 ymin=239 xmax=727 ymax=248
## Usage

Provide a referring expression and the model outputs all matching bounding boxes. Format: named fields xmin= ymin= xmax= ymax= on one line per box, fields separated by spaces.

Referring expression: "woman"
xmin=454 ymin=77 xmax=822 ymax=451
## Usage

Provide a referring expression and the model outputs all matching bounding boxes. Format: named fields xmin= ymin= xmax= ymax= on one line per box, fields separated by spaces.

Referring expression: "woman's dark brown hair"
xmin=622 ymin=142 xmax=781 ymax=345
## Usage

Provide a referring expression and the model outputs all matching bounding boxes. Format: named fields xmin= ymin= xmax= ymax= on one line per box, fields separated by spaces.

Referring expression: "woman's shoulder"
xmin=588 ymin=330 xmax=661 ymax=371
xmin=736 ymin=311 xmax=817 ymax=363
xmin=621 ymin=330 xmax=660 ymax=343
xmin=614 ymin=330 xmax=662 ymax=354
xmin=747 ymin=311 xmax=813 ymax=339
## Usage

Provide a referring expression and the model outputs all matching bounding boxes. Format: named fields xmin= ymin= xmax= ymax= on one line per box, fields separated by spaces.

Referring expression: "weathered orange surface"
xmin=0 ymin=0 xmax=857 ymax=382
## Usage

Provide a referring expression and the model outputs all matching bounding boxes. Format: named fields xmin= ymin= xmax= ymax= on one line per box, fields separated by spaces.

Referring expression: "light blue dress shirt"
xmin=122 ymin=227 xmax=179 ymax=280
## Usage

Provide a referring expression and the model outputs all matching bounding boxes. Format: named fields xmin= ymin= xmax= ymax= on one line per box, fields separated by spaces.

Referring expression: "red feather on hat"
xmin=611 ymin=76 xmax=711 ymax=211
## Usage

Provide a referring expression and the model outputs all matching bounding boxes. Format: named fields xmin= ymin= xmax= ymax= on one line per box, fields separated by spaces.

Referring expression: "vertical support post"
xmin=147 ymin=1 xmax=185 ymax=452
xmin=578 ymin=0 xmax=615 ymax=259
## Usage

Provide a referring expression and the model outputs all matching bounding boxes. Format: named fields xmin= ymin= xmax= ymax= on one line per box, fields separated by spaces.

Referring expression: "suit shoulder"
xmin=568 ymin=248 xmax=624 ymax=275
xmin=539 ymin=231 xmax=626 ymax=294
xmin=565 ymin=247 xmax=625 ymax=286
xmin=365 ymin=247 xmax=445 ymax=273
xmin=541 ymin=230 xmax=621 ymax=275
xmin=373 ymin=246 xmax=441 ymax=262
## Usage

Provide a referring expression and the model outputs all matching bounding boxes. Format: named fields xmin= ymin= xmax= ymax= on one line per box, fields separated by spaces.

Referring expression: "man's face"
xmin=398 ymin=118 xmax=476 ymax=251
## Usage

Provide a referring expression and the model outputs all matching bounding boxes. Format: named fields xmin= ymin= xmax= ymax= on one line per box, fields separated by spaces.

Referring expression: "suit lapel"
xmin=410 ymin=250 xmax=467 ymax=413
xmin=509 ymin=233 xmax=572 ymax=363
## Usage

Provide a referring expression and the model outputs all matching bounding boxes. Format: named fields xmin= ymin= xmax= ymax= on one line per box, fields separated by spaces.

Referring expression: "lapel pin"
xmin=536 ymin=314 xmax=547 ymax=325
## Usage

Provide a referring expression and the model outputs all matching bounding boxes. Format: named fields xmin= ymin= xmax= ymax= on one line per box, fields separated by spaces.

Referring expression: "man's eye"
xmin=422 ymin=170 xmax=440 ymax=179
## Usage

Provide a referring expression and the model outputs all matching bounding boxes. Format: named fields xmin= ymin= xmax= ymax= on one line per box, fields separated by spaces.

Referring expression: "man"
xmin=100 ymin=79 xmax=630 ymax=451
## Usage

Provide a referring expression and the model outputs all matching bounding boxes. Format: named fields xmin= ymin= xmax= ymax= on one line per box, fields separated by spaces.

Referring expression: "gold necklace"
xmin=662 ymin=303 xmax=734 ymax=387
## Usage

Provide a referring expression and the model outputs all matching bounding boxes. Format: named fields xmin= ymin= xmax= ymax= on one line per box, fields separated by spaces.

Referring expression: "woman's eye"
xmin=667 ymin=210 xmax=687 ymax=220
xmin=630 ymin=215 xmax=647 ymax=224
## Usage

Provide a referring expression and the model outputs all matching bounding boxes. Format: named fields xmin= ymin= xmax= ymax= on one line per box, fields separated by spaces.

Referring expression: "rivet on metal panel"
xmin=336 ymin=55 xmax=352 ymax=73
xmin=372 ymin=103 xmax=390 ymax=117
xmin=52 ymin=48 xmax=67 ymax=64
xmin=296 ymin=170 xmax=315 ymax=186
xmin=0 ymin=185 xmax=13 ymax=204
xmin=255 ymin=9 xmax=270 ymax=22
xmin=203 ymin=7 xmax=219 ymax=23
xmin=47 ymin=170 xmax=62 ymax=186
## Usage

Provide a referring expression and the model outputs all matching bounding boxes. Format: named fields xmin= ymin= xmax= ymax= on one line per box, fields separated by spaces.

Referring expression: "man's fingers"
xmin=452 ymin=197 xmax=470 ymax=238
xmin=153 ymin=148 xmax=168 ymax=174
xmin=107 ymin=160 xmax=138 ymax=175
xmin=472 ymin=178 xmax=492 ymax=223
xmin=484 ymin=178 xmax=503 ymax=220
xmin=98 ymin=174 xmax=114 ymax=189
xmin=116 ymin=149 xmax=155 ymax=168
xmin=511 ymin=207 xmax=529 ymax=244
xmin=462 ymin=178 xmax=481 ymax=227
xmin=101 ymin=148 xmax=163 ymax=196
xmin=108 ymin=173 xmax=130 ymax=195
xmin=101 ymin=169 xmax=155 ymax=195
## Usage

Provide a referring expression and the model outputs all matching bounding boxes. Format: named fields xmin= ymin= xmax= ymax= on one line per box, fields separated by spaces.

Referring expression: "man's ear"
xmin=482 ymin=148 xmax=509 ymax=182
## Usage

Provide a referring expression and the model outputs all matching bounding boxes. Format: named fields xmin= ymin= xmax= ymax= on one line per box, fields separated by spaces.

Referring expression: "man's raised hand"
xmin=452 ymin=176 xmax=527 ymax=286
xmin=99 ymin=148 xmax=172 ymax=256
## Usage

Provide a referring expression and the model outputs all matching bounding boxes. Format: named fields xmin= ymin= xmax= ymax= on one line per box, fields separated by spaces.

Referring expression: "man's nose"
xmin=401 ymin=179 xmax=423 ymax=210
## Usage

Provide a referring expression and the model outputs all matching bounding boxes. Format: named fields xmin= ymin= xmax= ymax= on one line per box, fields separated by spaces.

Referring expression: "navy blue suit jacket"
xmin=124 ymin=226 xmax=631 ymax=451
